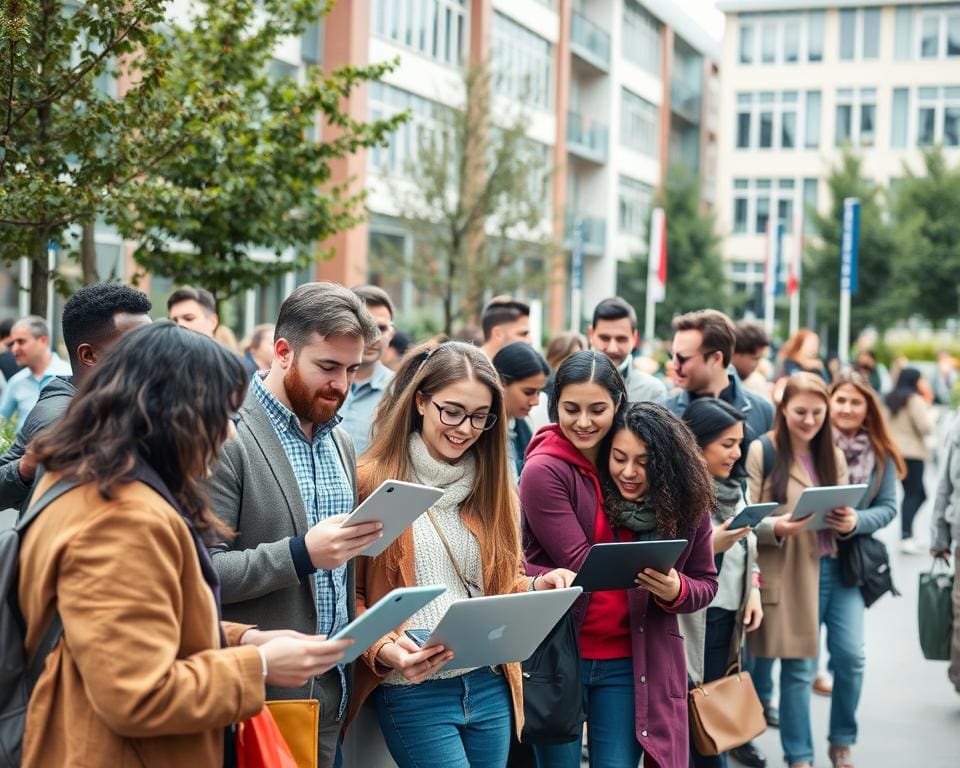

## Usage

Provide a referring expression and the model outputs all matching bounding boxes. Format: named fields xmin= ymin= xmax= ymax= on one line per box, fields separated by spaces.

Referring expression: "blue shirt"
xmin=339 ymin=362 xmax=394 ymax=455
xmin=252 ymin=374 xmax=353 ymax=714
xmin=0 ymin=353 xmax=72 ymax=432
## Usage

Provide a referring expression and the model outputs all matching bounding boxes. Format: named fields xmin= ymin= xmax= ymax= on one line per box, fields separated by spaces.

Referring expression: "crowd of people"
xmin=3 ymin=280 xmax=958 ymax=768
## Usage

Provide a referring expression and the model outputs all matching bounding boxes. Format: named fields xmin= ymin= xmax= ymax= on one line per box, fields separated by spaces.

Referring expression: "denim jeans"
xmin=533 ymin=657 xmax=644 ymax=768
xmin=375 ymin=668 xmax=511 ymax=768
xmin=901 ymin=458 xmax=927 ymax=538
xmin=752 ymin=655 xmax=775 ymax=703
xmin=752 ymin=656 xmax=815 ymax=764
xmin=819 ymin=556 xmax=865 ymax=747
xmin=690 ymin=608 xmax=736 ymax=768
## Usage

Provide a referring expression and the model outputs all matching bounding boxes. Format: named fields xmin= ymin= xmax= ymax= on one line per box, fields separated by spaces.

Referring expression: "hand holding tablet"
xmin=340 ymin=479 xmax=444 ymax=557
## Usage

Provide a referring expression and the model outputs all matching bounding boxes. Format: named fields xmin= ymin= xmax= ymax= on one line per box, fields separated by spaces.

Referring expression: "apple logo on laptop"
xmin=488 ymin=625 xmax=507 ymax=641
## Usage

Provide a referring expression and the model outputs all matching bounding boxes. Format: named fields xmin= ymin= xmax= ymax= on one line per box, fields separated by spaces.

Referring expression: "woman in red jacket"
xmin=521 ymin=351 xmax=718 ymax=768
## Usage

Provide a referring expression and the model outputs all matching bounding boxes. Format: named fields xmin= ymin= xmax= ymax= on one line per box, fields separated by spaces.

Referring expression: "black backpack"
xmin=0 ymin=479 xmax=78 ymax=767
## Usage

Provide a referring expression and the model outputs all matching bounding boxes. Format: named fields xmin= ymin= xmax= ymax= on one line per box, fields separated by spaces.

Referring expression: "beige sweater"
xmin=885 ymin=394 xmax=934 ymax=461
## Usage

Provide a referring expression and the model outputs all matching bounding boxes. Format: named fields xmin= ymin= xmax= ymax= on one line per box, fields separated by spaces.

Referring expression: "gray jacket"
xmin=620 ymin=360 xmax=667 ymax=403
xmin=0 ymin=376 xmax=76 ymax=512
xmin=209 ymin=388 xmax=358 ymax=701
xmin=932 ymin=414 xmax=960 ymax=552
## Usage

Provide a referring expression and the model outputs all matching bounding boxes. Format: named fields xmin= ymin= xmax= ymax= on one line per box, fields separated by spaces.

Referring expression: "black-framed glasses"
xmin=432 ymin=401 xmax=498 ymax=431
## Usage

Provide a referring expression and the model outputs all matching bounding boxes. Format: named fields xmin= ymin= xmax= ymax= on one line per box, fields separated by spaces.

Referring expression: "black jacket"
xmin=0 ymin=375 xmax=76 ymax=511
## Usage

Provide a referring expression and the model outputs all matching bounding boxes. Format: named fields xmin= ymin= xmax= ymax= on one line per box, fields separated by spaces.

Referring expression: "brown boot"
xmin=829 ymin=743 xmax=854 ymax=768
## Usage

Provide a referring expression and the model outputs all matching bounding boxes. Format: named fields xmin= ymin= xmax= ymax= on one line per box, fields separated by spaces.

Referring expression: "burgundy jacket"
xmin=519 ymin=425 xmax=718 ymax=768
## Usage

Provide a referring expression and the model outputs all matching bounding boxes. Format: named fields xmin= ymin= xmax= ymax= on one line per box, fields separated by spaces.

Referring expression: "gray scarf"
xmin=604 ymin=495 xmax=660 ymax=540
xmin=713 ymin=477 xmax=743 ymax=521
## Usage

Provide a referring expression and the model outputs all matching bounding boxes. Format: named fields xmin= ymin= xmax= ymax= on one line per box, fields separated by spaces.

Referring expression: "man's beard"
xmin=284 ymin=364 xmax=345 ymax=425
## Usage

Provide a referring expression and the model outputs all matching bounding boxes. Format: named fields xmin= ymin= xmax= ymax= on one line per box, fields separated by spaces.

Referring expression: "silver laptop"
xmin=422 ymin=587 xmax=582 ymax=671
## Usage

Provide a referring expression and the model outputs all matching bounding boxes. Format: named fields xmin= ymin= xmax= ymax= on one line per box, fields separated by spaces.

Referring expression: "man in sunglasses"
xmin=660 ymin=309 xmax=774 ymax=455
xmin=339 ymin=285 xmax=397 ymax=454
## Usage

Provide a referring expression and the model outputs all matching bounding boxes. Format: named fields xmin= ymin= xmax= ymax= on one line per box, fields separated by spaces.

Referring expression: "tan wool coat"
xmin=18 ymin=475 xmax=265 ymax=768
xmin=746 ymin=440 xmax=848 ymax=660
xmin=346 ymin=467 xmax=533 ymax=739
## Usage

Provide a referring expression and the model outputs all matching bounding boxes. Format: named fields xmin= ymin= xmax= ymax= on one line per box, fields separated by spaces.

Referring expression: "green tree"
xmin=617 ymin=165 xmax=729 ymax=339
xmin=805 ymin=150 xmax=900 ymax=347
xmin=116 ymin=0 xmax=404 ymax=306
xmin=0 ymin=0 xmax=195 ymax=314
xmin=370 ymin=65 xmax=554 ymax=335
xmin=890 ymin=146 xmax=960 ymax=324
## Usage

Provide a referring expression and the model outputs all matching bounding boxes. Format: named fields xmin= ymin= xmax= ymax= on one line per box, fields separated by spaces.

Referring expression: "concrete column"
xmin=658 ymin=24 xmax=674 ymax=192
xmin=317 ymin=0 xmax=371 ymax=286
xmin=548 ymin=0 xmax=572 ymax=334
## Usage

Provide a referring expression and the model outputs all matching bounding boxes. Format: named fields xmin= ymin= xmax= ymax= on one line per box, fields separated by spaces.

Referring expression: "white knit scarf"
xmin=408 ymin=432 xmax=476 ymax=511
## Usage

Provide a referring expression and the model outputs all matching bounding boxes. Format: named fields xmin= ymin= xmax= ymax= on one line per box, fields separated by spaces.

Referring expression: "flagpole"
xmin=839 ymin=198 xmax=860 ymax=366
xmin=644 ymin=208 xmax=665 ymax=351
xmin=763 ymin=219 xmax=776 ymax=338
xmin=789 ymin=212 xmax=803 ymax=336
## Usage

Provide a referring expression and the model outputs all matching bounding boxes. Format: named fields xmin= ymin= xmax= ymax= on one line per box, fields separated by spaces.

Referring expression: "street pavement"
xmin=740 ymin=475 xmax=960 ymax=768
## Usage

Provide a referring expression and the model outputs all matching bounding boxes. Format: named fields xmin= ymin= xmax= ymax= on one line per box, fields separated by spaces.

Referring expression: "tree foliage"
xmin=805 ymin=149 xmax=899 ymax=346
xmin=618 ymin=165 xmax=729 ymax=339
xmin=116 ymin=0 xmax=405 ymax=305
xmin=889 ymin=146 xmax=960 ymax=324
xmin=0 ymin=0 xmax=197 ymax=313
xmin=370 ymin=65 xmax=554 ymax=335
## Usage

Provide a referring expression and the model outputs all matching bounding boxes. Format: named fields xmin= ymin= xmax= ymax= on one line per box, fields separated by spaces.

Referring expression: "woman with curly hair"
xmin=522 ymin=367 xmax=718 ymax=768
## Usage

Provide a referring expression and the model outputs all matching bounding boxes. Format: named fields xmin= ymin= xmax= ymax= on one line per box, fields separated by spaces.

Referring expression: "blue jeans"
xmin=375 ymin=668 xmax=511 ymax=768
xmin=533 ymin=657 xmax=643 ymax=768
xmin=752 ymin=655 xmax=815 ymax=764
xmin=819 ymin=556 xmax=865 ymax=747
xmin=690 ymin=608 xmax=736 ymax=768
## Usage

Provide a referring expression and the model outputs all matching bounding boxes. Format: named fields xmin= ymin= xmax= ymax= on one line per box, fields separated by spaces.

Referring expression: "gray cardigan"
xmin=208 ymin=387 xmax=357 ymax=701
xmin=849 ymin=456 xmax=898 ymax=537
xmin=932 ymin=417 xmax=960 ymax=553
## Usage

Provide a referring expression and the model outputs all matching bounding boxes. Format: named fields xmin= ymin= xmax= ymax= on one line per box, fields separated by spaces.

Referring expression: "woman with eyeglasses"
xmin=346 ymin=341 xmax=574 ymax=768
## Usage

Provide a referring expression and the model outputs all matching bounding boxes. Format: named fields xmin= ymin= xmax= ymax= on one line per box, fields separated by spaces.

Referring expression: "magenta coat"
xmin=520 ymin=427 xmax=718 ymax=768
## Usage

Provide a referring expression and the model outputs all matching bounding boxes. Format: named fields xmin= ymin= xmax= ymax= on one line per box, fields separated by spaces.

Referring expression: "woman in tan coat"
xmin=18 ymin=322 xmax=350 ymax=768
xmin=746 ymin=373 xmax=849 ymax=768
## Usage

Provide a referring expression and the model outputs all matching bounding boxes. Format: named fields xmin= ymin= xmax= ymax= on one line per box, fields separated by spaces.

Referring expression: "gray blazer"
xmin=209 ymin=387 xmax=357 ymax=700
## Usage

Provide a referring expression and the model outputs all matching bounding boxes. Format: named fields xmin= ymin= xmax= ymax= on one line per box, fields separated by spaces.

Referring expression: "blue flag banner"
xmin=840 ymin=198 xmax=860 ymax=296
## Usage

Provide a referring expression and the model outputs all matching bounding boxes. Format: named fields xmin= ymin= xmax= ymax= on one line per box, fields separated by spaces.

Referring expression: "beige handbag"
xmin=688 ymin=632 xmax=766 ymax=756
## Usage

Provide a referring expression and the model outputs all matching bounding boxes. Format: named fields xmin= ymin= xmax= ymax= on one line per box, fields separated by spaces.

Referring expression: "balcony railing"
xmin=567 ymin=111 xmax=608 ymax=164
xmin=571 ymin=12 xmax=611 ymax=70
xmin=565 ymin=214 xmax=607 ymax=254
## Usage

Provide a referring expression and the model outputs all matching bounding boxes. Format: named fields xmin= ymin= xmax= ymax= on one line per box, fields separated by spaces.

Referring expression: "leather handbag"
xmin=688 ymin=632 xmax=766 ymax=756
xmin=236 ymin=706 xmax=299 ymax=768
xmin=265 ymin=700 xmax=319 ymax=768
xmin=918 ymin=558 xmax=954 ymax=661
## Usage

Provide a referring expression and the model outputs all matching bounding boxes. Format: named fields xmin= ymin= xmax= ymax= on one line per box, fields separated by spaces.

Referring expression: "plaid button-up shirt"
xmin=253 ymin=374 xmax=353 ymax=714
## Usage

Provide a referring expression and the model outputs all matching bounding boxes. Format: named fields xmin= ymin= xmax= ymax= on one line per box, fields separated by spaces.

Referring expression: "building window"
xmin=733 ymin=177 xmax=806 ymax=236
xmin=915 ymin=6 xmax=960 ymax=59
xmin=739 ymin=17 xmax=754 ymax=64
xmin=895 ymin=6 xmax=913 ymax=60
xmin=623 ymin=1 xmax=661 ymax=76
xmin=735 ymin=90 xmax=799 ymax=151
xmin=802 ymin=178 xmax=818 ymax=234
xmin=372 ymin=0 xmax=467 ymax=67
xmin=618 ymin=176 xmax=653 ymax=236
xmin=492 ymin=12 xmax=553 ymax=111
xmin=368 ymin=81 xmax=441 ymax=178
xmin=620 ymin=87 xmax=659 ymax=157
xmin=916 ymin=86 xmax=960 ymax=146
xmin=835 ymin=87 xmax=877 ymax=148
xmin=839 ymin=7 xmax=880 ymax=61
xmin=891 ymin=87 xmax=909 ymax=148
xmin=807 ymin=10 xmax=824 ymax=62
xmin=804 ymin=90 xmax=821 ymax=148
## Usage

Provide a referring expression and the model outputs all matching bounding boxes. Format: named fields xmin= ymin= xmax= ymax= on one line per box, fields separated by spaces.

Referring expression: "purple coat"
xmin=520 ymin=429 xmax=718 ymax=768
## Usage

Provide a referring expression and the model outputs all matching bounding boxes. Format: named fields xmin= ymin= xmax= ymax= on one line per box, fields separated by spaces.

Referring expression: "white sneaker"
xmin=900 ymin=538 xmax=920 ymax=555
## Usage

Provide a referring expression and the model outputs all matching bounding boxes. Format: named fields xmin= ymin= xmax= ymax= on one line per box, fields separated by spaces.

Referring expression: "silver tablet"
xmin=331 ymin=586 xmax=446 ymax=664
xmin=420 ymin=587 xmax=582 ymax=671
xmin=341 ymin=479 xmax=444 ymax=557
xmin=789 ymin=484 xmax=869 ymax=531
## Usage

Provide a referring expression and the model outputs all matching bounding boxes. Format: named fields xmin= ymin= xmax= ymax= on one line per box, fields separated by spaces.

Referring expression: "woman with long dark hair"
xmin=819 ymin=372 xmax=905 ymax=767
xmin=884 ymin=367 xmax=934 ymax=552
xmin=347 ymin=341 xmax=573 ymax=768
xmin=523 ymin=358 xmax=717 ymax=768
xmin=681 ymin=398 xmax=764 ymax=768
xmin=18 ymin=322 xmax=350 ymax=768
xmin=492 ymin=341 xmax=550 ymax=483
xmin=747 ymin=372 xmax=849 ymax=768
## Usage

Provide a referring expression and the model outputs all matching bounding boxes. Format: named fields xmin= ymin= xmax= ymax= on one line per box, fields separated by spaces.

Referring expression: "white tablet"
xmin=789 ymin=484 xmax=869 ymax=531
xmin=331 ymin=586 xmax=446 ymax=664
xmin=340 ymin=479 xmax=444 ymax=557
xmin=417 ymin=587 xmax=582 ymax=671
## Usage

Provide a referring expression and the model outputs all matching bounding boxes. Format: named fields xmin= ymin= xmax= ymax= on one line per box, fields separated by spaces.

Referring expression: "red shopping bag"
xmin=236 ymin=706 xmax=299 ymax=768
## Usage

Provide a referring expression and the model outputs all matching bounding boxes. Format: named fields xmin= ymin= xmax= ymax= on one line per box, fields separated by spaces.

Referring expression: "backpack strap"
xmin=17 ymin=478 xmax=81 ymax=687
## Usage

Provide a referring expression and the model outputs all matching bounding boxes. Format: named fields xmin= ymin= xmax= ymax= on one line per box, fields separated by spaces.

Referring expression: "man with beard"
xmin=209 ymin=282 xmax=384 ymax=768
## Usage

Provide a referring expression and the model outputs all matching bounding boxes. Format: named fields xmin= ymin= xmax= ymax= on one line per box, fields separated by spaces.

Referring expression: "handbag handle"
xmin=929 ymin=556 xmax=951 ymax=575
